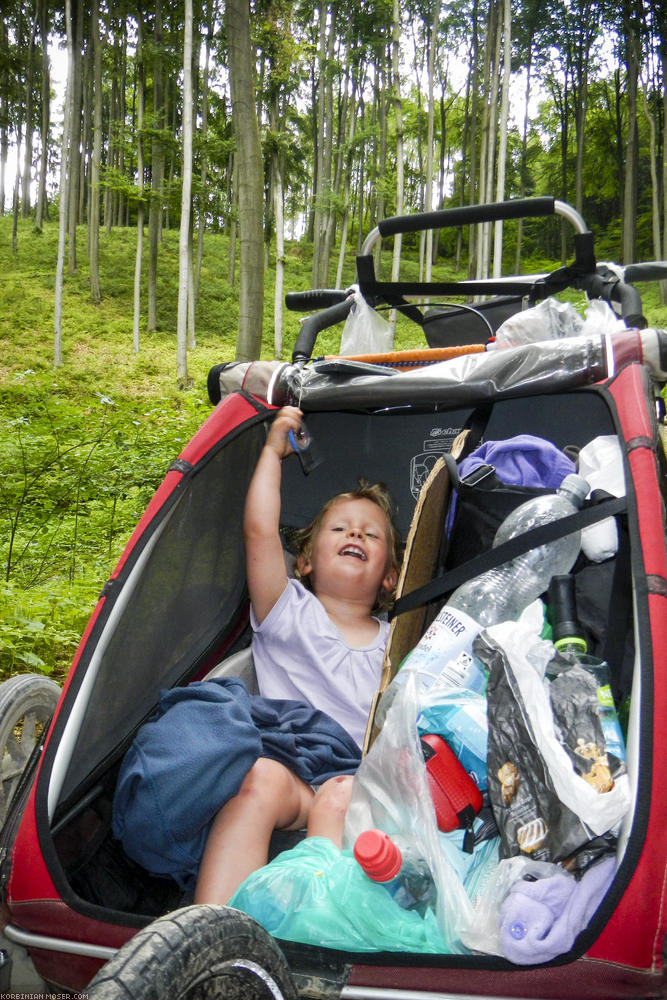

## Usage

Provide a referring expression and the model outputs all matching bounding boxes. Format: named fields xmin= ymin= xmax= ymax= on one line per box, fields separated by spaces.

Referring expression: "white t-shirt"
xmin=251 ymin=579 xmax=389 ymax=748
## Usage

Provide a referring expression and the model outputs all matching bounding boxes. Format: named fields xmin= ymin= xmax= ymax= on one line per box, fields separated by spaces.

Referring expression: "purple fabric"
xmin=446 ymin=435 xmax=577 ymax=535
xmin=499 ymin=854 xmax=616 ymax=964
xmin=458 ymin=435 xmax=576 ymax=489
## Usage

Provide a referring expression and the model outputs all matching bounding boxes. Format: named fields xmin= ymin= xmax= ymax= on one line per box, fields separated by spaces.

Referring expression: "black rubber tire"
xmin=87 ymin=905 xmax=298 ymax=1000
xmin=0 ymin=672 xmax=61 ymax=825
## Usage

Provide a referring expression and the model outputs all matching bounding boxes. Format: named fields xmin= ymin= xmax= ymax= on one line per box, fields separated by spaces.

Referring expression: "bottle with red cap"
xmin=353 ymin=828 xmax=436 ymax=914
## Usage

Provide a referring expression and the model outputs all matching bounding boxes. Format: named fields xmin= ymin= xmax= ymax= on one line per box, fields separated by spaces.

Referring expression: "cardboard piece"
xmin=363 ymin=455 xmax=450 ymax=753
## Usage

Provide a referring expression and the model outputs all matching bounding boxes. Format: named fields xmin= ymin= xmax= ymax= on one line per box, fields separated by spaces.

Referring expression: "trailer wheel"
xmin=0 ymin=673 xmax=61 ymax=825
xmin=87 ymin=905 xmax=298 ymax=1000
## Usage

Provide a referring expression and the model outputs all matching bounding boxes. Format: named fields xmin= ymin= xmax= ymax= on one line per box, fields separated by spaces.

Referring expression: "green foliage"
xmin=2 ymin=212 xmax=667 ymax=688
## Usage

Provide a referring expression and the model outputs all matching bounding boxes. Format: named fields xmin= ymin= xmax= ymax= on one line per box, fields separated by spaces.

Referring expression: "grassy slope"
xmin=1 ymin=215 xmax=665 ymax=682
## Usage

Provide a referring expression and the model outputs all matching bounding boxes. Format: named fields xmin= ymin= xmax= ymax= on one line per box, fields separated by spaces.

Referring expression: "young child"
xmin=194 ymin=406 xmax=402 ymax=905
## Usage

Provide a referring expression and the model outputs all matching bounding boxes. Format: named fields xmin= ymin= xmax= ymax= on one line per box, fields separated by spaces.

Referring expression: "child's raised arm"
xmin=243 ymin=406 xmax=303 ymax=624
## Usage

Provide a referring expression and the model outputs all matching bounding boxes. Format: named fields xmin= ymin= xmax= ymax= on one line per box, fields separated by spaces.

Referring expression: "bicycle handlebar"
xmin=285 ymin=288 xmax=352 ymax=311
xmin=362 ymin=198 xmax=589 ymax=255
xmin=292 ymin=295 xmax=355 ymax=362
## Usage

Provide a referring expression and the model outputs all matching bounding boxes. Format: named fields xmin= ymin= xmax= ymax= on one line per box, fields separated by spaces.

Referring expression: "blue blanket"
xmin=112 ymin=677 xmax=361 ymax=889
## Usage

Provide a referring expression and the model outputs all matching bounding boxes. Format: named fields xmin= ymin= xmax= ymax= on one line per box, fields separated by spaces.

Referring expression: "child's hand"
xmin=265 ymin=406 xmax=304 ymax=460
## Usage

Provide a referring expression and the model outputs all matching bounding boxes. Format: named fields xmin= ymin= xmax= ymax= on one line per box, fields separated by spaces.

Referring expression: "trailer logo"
xmin=410 ymin=427 xmax=462 ymax=498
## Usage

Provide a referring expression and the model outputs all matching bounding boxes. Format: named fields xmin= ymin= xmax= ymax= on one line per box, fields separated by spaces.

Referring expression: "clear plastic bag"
xmin=339 ymin=286 xmax=394 ymax=355
xmin=343 ymin=671 xmax=477 ymax=950
xmin=493 ymin=298 xmax=584 ymax=348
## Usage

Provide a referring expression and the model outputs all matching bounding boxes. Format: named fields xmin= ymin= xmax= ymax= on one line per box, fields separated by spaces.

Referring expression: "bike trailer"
xmin=0 ymin=200 xmax=665 ymax=999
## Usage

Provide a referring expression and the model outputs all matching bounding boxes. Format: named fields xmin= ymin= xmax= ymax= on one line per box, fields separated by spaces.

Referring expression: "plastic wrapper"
xmin=270 ymin=335 xmax=610 ymax=411
xmin=460 ymin=854 xmax=557 ymax=956
xmin=339 ymin=286 xmax=394 ymax=356
xmin=228 ymin=835 xmax=447 ymax=953
xmin=343 ymin=671 xmax=478 ymax=950
xmin=416 ymin=688 xmax=488 ymax=792
xmin=479 ymin=621 xmax=630 ymax=864
xmin=493 ymin=298 xmax=585 ymax=348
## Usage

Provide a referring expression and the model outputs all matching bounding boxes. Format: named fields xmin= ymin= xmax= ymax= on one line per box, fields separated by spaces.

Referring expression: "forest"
xmin=1 ymin=0 xmax=667 ymax=682
xmin=2 ymin=0 xmax=667 ymax=372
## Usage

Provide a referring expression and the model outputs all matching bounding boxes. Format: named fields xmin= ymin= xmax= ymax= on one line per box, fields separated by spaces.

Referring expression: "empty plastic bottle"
xmin=353 ymin=828 xmax=436 ymax=914
xmin=376 ymin=473 xmax=590 ymax=725
xmin=546 ymin=574 xmax=626 ymax=762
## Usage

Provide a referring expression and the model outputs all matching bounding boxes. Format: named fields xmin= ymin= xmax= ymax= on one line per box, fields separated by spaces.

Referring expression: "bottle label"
xmin=404 ymin=606 xmax=479 ymax=685
xmin=597 ymin=684 xmax=626 ymax=761
xmin=430 ymin=650 xmax=487 ymax=695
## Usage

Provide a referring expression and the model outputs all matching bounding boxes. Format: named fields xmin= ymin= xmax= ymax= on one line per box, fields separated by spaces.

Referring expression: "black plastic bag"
xmin=478 ymin=625 xmax=630 ymax=865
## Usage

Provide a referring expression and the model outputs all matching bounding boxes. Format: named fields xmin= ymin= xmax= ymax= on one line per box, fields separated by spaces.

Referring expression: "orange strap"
xmin=326 ymin=344 xmax=485 ymax=371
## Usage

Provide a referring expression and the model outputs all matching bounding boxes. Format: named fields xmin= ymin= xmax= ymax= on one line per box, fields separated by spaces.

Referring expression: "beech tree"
xmin=1 ymin=0 xmax=664 ymax=370
xmin=226 ymin=0 xmax=264 ymax=360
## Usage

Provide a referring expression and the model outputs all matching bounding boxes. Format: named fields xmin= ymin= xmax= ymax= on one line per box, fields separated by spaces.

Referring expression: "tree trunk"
xmin=148 ymin=0 xmax=165 ymax=332
xmin=622 ymin=8 xmax=640 ymax=264
xmin=195 ymin=15 xmax=212 ymax=306
xmin=227 ymin=0 xmax=265 ymax=360
xmin=34 ymin=0 xmax=51 ymax=230
xmin=133 ymin=14 xmax=145 ymax=354
xmin=177 ymin=0 xmax=194 ymax=383
xmin=515 ymin=53 xmax=532 ymax=272
xmin=21 ymin=2 xmax=38 ymax=219
xmin=492 ymin=0 xmax=511 ymax=277
xmin=424 ymin=0 xmax=439 ymax=282
xmin=270 ymin=92 xmax=285 ymax=359
xmin=389 ymin=0 xmax=403 ymax=340
xmin=312 ymin=3 xmax=336 ymax=288
xmin=89 ymin=0 xmax=103 ymax=304
xmin=67 ymin=0 xmax=83 ymax=274
xmin=227 ymin=153 xmax=238 ymax=286
xmin=55 ymin=0 xmax=74 ymax=368
xmin=466 ymin=0 xmax=480 ymax=276
xmin=640 ymin=70 xmax=662 ymax=259
xmin=477 ymin=0 xmax=499 ymax=279
xmin=0 ymin=18 xmax=8 ymax=215
xmin=335 ymin=77 xmax=358 ymax=289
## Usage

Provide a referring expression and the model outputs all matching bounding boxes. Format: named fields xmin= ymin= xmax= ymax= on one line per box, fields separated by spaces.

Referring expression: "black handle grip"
xmin=285 ymin=288 xmax=351 ymax=311
xmin=578 ymin=270 xmax=646 ymax=328
xmin=623 ymin=261 xmax=667 ymax=283
xmin=377 ymin=197 xmax=557 ymax=238
xmin=292 ymin=297 xmax=355 ymax=362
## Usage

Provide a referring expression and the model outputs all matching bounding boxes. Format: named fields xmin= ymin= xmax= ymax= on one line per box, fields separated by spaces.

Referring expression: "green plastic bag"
xmin=229 ymin=836 xmax=449 ymax=953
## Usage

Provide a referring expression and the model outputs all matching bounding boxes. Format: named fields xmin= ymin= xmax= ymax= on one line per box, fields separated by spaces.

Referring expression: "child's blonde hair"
xmin=294 ymin=481 xmax=402 ymax=612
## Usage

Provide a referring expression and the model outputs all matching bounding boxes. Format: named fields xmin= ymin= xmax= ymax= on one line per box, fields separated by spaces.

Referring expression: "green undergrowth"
xmin=1 ymin=216 xmax=666 ymax=683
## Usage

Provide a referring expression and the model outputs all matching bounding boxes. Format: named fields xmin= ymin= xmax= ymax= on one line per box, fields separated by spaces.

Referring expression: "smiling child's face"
xmin=297 ymin=497 xmax=397 ymax=606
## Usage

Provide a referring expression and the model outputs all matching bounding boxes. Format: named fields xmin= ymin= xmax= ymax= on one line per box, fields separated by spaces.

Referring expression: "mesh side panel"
xmin=57 ymin=426 xmax=265 ymax=809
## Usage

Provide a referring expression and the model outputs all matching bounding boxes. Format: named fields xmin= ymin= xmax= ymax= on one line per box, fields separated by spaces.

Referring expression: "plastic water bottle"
xmin=376 ymin=473 xmax=590 ymax=725
xmin=546 ymin=574 xmax=626 ymax=762
xmin=353 ymin=828 xmax=436 ymax=914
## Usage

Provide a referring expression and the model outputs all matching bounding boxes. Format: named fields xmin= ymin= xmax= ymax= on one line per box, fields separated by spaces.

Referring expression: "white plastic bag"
xmin=578 ymin=435 xmax=625 ymax=561
xmin=339 ymin=286 xmax=394 ymax=355
xmin=343 ymin=671 xmax=476 ymax=951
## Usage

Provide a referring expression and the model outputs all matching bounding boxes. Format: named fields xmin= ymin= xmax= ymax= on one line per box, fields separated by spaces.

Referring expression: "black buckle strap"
xmin=390 ymin=495 xmax=628 ymax=619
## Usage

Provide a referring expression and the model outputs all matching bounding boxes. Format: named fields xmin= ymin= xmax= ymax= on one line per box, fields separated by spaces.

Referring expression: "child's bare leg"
xmin=306 ymin=774 xmax=354 ymax=847
xmin=194 ymin=757 xmax=314 ymax=905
